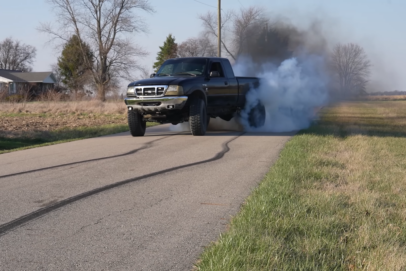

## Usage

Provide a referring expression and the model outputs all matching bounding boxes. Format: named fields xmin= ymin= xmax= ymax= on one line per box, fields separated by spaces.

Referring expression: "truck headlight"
xmin=127 ymin=86 xmax=135 ymax=95
xmin=165 ymin=85 xmax=184 ymax=96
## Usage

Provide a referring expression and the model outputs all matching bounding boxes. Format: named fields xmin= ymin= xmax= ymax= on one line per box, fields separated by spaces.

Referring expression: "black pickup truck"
xmin=124 ymin=57 xmax=265 ymax=136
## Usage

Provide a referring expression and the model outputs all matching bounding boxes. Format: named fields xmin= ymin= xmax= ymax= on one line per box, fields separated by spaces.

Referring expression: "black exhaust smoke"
xmin=233 ymin=19 xmax=333 ymax=132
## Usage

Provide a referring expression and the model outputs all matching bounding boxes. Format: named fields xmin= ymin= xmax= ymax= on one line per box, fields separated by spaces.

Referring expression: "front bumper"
xmin=125 ymin=96 xmax=188 ymax=112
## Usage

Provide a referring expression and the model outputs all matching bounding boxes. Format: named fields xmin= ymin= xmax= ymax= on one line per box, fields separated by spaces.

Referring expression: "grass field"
xmin=0 ymin=101 xmax=157 ymax=153
xmin=196 ymin=101 xmax=406 ymax=270
xmin=363 ymin=95 xmax=406 ymax=101
xmin=0 ymin=124 xmax=131 ymax=154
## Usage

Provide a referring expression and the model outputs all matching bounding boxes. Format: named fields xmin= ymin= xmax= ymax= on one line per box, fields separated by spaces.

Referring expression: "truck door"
xmin=221 ymin=59 xmax=239 ymax=106
xmin=206 ymin=61 xmax=238 ymax=107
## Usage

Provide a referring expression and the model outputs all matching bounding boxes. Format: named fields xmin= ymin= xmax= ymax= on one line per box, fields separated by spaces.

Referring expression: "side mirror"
xmin=150 ymin=73 xmax=156 ymax=78
xmin=210 ymin=71 xmax=220 ymax=77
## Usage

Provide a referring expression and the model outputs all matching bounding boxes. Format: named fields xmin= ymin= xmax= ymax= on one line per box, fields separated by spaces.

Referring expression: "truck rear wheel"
xmin=128 ymin=110 xmax=146 ymax=137
xmin=248 ymin=102 xmax=266 ymax=128
xmin=189 ymin=97 xmax=207 ymax=136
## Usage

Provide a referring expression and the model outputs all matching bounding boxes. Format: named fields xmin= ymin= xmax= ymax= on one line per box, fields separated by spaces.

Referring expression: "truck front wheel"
xmin=189 ymin=97 xmax=207 ymax=136
xmin=128 ymin=110 xmax=146 ymax=137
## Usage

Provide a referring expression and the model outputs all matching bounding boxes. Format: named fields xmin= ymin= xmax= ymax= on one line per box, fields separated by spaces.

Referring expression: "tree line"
xmin=0 ymin=1 xmax=371 ymax=100
xmin=153 ymin=6 xmax=371 ymax=96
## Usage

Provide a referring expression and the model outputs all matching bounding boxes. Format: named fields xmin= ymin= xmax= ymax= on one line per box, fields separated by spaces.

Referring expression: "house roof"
xmin=0 ymin=70 xmax=56 ymax=84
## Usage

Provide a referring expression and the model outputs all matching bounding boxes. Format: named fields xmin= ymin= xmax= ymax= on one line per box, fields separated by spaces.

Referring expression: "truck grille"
xmin=133 ymin=85 xmax=168 ymax=97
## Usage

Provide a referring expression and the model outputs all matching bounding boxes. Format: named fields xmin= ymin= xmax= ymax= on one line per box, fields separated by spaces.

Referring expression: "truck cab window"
xmin=157 ymin=59 xmax=207 ymax=76
xmin=210 ymin=62 xmax=225 ymax=77
xmin=221 ymin=59 xmax=236 ymax=79
xmin=160 ymin=64 xmax=174 ymax=75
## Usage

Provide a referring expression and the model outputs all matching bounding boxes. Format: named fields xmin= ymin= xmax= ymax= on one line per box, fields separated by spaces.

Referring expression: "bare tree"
xmin=177 ymin=35 xmax=216 ymax=58
xmin=232 ymin=7 xmax=266 ymax=57
xmin=178 ymin=38 xmax=199 ymax=58
xmin=39 ymin=0 xmax=154 ymax=101
xmin=332 ymin=43 xmax=371 ymax=95
xmin=199 ymin=10 xmax=234 ymax=59
xmin=199 ymin=6 xmax=266 ymax=60
xmin=137 ymin=66 xmax=151 ymax=79
xmin=0 ymin=38 xmax=36 ymax=71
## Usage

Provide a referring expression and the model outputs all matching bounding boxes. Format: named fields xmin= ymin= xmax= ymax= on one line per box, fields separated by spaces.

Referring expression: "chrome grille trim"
xmin=132 ymin=85 xmax=169 ymax=97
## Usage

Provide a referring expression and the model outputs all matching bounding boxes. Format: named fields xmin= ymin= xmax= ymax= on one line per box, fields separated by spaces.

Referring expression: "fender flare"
xmin=188 ymin=89 xmax=207 ymax=105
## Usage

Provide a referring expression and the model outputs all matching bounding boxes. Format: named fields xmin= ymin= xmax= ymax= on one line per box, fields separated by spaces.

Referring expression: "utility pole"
xmin=218 ymin=0 xmax=221 ymax=57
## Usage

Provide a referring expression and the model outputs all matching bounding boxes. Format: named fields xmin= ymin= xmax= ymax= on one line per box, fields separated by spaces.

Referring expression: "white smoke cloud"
xmin=234 ymin=56 xmax=329 ymax=132
xmin=169 ymin=122 xmax=190 ymax=132
xmin=169 ymin=118 xmax=243 ymax=132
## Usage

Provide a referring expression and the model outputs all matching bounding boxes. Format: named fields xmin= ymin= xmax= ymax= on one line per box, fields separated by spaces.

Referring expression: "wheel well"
xmin=188 ymin=90 xmax=207 ymax=105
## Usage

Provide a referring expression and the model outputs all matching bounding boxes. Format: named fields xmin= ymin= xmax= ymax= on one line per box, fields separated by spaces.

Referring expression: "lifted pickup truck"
xmin=124 ymin=57 xmax=265 ymax=136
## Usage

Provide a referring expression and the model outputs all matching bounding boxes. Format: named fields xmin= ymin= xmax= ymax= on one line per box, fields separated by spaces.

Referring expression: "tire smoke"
xmin=235 ymin=56 xmax=329 ymax=132
xmin=169 ymin=122 xmax=190 ymax=132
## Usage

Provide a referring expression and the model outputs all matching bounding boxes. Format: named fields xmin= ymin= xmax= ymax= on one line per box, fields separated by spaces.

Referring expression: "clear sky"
xmin=0 ymin=0 xmax=404 ymax=92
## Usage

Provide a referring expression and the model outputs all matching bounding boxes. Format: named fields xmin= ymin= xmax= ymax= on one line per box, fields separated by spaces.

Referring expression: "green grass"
xmin=0 ymin=137 xmax=48 ymax=150
xmin=0 ymin=122 xmax=158 ymax=154
xmin=0 ymin=112 xmax=125 ymax=118
xmin=196 ymin=101 xmax=406 ymax=270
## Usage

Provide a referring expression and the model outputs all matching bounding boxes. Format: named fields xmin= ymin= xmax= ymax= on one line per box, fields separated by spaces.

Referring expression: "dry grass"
xmin=0 ymin=100 xmax=136 ymax=152
xmin=306 ymin=135 xmax=406 ymax=269
xmin=197 ymin=100 xmax=406 ymax=270
xmin=362 ymin=95 xmax=406 ymax=101
xmin=321 ymin=101 xmax=406 ymax=137
xmin=306 ymin=101 xmax=406 ymax=269
xmin=0 ymin=100 xmax=129 ymax=140
xmin=0 ymin=100 xmax=126 ymax=115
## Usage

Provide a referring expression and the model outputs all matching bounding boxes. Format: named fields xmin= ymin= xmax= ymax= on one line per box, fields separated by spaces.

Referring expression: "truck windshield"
xmin=156 ymin=59 xmax=207 ymax=77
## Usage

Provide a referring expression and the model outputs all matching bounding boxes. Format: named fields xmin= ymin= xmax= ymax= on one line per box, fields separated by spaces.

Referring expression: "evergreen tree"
xmin=57 ymin=35 xmax=93 ymax=99
xmin=153 ymin=34 xmax=177 ymax=71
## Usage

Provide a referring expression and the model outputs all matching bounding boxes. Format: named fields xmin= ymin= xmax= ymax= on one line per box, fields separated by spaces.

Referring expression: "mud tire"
xmin=189 ymin=97 xmax=207 ymax=136
xmin=128 ymin=110 xmax=146 ymax=137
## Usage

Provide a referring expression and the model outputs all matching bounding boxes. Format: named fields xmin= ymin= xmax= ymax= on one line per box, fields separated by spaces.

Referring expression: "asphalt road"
xmin=0 ymin=123 xmax=293 ymax=271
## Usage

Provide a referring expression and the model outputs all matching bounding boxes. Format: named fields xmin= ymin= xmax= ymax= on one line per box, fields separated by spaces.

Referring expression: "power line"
xmin=193 ymin=0 xmax=217 ymax=9
xmin=193 ymin=0 xmax=222 ymax=57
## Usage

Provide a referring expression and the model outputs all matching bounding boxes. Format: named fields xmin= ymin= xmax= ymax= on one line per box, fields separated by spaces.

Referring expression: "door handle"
xmin=224 ymin=81 xmax=228 ymax=86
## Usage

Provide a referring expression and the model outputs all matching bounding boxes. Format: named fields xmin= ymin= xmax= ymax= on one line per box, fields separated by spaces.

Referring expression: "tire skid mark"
xmin=0 ymin=135 xmax=174 ymax=179
xmin=0 ymin=132 xmax=244 ymax=237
